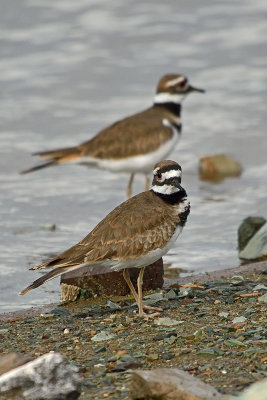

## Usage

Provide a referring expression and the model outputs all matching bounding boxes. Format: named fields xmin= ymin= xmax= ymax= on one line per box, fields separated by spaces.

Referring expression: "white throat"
xmin=152 ymin=184 xmax=181 ymax=195
xmin=154 ymin=92 xmax=182 ymax=104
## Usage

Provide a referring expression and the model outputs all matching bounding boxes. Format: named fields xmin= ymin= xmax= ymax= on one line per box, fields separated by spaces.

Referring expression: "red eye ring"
xmin=156 ymin=172 xmax=162 ymax=180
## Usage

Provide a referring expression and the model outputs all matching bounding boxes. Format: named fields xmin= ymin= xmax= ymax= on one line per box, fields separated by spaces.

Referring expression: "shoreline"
xmin=1 ymin=260 xmax=266 ymax=323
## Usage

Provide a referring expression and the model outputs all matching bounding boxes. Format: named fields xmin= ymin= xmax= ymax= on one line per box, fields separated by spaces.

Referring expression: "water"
xmin=0 ymin=0 xmax=267 ymax=312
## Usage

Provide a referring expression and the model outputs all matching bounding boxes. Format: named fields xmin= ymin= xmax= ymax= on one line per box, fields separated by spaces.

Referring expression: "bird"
xmin=19 ymin=160 xmax=190 ymax=317
xmin=21 ymin=74 xmax=204 ymax=198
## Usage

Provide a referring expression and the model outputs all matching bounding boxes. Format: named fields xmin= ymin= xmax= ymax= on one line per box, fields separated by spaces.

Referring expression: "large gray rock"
xmin=131 ymin=368 xmax=222 ymax=400
xmin=238 ymin=217 xmax=267 ymax=260
xmin=0 ymin=352 xmax=81 ymax=400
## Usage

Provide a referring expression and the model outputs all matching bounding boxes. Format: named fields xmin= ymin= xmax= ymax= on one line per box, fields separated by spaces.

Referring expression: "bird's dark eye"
xmin=177 ymin=80 xmax=186 ymax=88
xmin=156 ymin=172 xmax=162 ymax=180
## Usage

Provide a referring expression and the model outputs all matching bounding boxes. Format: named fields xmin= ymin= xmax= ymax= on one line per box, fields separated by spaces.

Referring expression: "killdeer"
xmin=20 ymin=160 xmax=190 ymax=317
xmin=21 ymin=74 xmax=204 ymax=198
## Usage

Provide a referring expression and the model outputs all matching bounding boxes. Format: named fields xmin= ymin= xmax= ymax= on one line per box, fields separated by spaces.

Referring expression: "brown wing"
xmin=21 ymin=106 xmax=177 ymax=174
xmin=80 ymin=106 xmax=175 ymax=159
xmin=19 ymin=191 xmax=180 ymax=295
xmin=33 ymin=191 xmax=178 ymax=271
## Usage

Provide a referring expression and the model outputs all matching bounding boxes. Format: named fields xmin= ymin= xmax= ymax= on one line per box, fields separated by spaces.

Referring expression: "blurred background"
xmin=0 ymin=0 xmax=267 ymax=312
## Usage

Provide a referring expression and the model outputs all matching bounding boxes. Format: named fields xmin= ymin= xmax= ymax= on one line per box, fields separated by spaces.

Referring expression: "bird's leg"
xmin=127 ymin=173 xmax=134 ymax=199
xmin=123 ymin=268 xmax=163 ymax=316
xmin=145 ymin=174 xmax=150 ymax=191
xmin=137 ymin=267 xmax=145 ymax=317
xmin=123 ymin=269 xmax=139 ymax=303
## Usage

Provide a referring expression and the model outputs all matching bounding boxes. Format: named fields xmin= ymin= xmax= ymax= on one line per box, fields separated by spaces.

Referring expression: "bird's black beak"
xmin=188 ymin=85 xmax=205 ymax=93
xmin=172 ymin=177 xmax=182 ymax=188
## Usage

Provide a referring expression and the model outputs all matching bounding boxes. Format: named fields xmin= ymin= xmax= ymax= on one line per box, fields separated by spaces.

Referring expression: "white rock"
xmin=218 ymin=312 xmax=229 ymax=319
xmin=239 ymin=222 xmax=267 ymax=260
xmin=154 ymin=317 xmax=184 ymax=326
xmin=91 ymin=331 xmax=115 ymax=342
xmin=0 ymin=352 xmax=81 ymax=400
xmin=232 ymin=316 xmax=247 ymax=324
xmin=230 ymin=275 xmax=244 ymax=283
xmin=253 ymin=284 xmax=267 ymax=291
xmin=258 ymin=293 xmax=267 ymax=303
xmin=230 ymin=377 xmax=267 ymax=400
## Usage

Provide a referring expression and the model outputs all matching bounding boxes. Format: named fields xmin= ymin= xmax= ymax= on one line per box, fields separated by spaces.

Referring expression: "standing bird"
xmin=21 ymin=74 xmax=204 ymax=198
xmin=20 ymin=160 xmax=190 ymax=317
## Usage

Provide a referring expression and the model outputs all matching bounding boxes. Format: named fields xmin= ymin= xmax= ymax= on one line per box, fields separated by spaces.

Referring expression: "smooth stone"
xmin=239 ymin=221 xmax=267 ymax=260
xmin=232 ymin=316 xmax=247 ymax=324
xmin=218 ymin=312 xmax=229 ymax=319
xmin=229 ymin=377 xmax=267 ymax=400
xmin=154 ymin=317 xmax=183 ymax=326
xmin=253 ymin=284 xmax=267 ymax=291
xmin=106 ymin=300 xmax=121 ymax=310
xmin=258 ymin=293 xmax=267 ymax=303
xmin=131 ymin=368 xmax=222 ymax=400
xmin=238 ymin=217 xmax=266 ymax=252
xmin=230 ymin=275 xmax=244 ymax=283
xmin=91 ymin=331 xmax=115 ymax=342
xmin=199 ymin=153 xmax=242 ymax=183
xmin=164 ymin=289 xmax=178 ymax=300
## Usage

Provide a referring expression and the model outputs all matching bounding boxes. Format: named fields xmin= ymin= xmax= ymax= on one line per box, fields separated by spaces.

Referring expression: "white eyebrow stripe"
xmin=166 ymin=76 xmax=185 ymax=87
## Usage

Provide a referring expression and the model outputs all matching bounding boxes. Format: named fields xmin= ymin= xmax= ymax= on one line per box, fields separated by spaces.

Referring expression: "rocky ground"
xmin=0 ymin=262 xmax=267 ymax=399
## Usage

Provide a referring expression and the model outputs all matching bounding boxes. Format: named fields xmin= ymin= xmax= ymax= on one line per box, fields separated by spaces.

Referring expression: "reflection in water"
xmin=0 ymin=0 xmax=267 ymax=311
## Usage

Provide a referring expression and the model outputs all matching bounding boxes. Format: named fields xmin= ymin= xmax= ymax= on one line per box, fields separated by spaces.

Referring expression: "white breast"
xmin=76 ymin=118 xmax=181 ymax=174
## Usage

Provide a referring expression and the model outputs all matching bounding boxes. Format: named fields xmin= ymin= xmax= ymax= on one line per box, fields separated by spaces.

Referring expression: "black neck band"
xmin=153 ymin=102 xmax=181 ymax=117
xmin=152 ymin=187 xmax=187 ymax=205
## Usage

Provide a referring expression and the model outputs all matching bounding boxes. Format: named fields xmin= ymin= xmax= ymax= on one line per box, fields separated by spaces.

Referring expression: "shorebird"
xmin=19 ymin=160 xmax=190 ymax=317
xmin=21 ymin=74 xmax=204 ymax=198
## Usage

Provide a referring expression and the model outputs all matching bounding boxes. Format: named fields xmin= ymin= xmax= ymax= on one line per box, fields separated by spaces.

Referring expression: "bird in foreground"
xmin=21 ymin=74 xmax=204 ymax=198
xmin=19 ymin=160 xmax=190 ymax=317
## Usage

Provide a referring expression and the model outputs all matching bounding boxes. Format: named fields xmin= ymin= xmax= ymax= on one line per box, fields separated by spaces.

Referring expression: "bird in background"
xmin=21 ymin=74 xmax=204 ymax=198
xmin=20 ymin=160 xmax=190 ymax=317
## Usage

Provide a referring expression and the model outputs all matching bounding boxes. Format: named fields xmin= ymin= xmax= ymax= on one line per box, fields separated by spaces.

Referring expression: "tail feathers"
xmin=20 ymin=160 xmax=57 ymax=174
xmin=34 ymin=146 xmax=81 ymax=160
xmin=19 ymin=265 xmax=75 ymax=295
xmin=20 ymin=146 xmax=82 ymax=174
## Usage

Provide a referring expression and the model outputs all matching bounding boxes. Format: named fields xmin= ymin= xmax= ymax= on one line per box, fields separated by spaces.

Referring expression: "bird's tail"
xmin=20 ymin=146 xmax=82 ymax=174
xmin=19 ymin=265 xmax=75 ymax=295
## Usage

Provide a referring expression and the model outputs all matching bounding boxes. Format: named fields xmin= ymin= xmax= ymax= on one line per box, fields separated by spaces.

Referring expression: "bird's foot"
xmin=134 ymin=305 xmax=163 ymax=318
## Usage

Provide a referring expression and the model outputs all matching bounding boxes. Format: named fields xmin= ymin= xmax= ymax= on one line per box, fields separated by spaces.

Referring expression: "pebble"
xmin=162 ymin=353 xmax=175 ymax=360
xmin=253 ymin=284 xmax=267 ymax=291
xmin=258 ymin=293 xmax=267 ymax=303
xmin=91 ymin=331 xmax=115 ymax=342
xmin=95 ymin=347 xmax=107 ymax=353
xmin=230 ymin=275 xmax=245 ymax=283
xmin=218 ymin=312 xmax=229 ymax=319
xmin=106 ymin=300 xmax=121 ymax=310
xmin=164 ymin=289 xmax=177 ymax=300
xmin=232 ymin=316 xmax=247 ymax=324
xmin=51 ymin=308 xmax=70 ymax=317
xmin=154 ymin=317 xmax=184 ymax=326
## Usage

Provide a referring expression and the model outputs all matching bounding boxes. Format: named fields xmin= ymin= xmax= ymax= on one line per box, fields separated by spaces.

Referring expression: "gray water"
xmin=0 ymin=0 xmax=267 ymax=312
